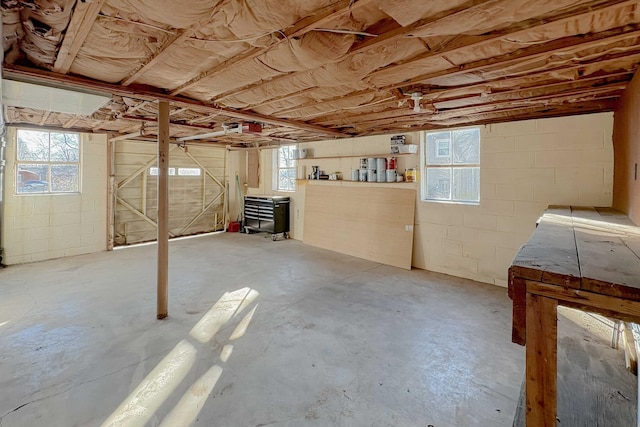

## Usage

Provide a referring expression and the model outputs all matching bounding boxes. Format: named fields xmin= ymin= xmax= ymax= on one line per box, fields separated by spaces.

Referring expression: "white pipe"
xmin=177 ymin=126 xmax=241 ymax=142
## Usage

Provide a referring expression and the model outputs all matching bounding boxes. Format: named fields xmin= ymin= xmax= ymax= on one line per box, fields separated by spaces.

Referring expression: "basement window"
xmin=273 ymin=145 xmax=296 ymax=192
xmin=422 ymin=127 xmax=480 ymax=204
xmin=16 ymin=129 xmax=81 ymax=194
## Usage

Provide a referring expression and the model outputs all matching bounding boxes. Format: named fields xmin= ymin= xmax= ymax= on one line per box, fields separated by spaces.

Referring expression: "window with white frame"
xmin=16 ymin=129 xmax=81 ymax=194
xmin=423 ymin=127 xmax=480 ymax=203
xmin=273 ymin=145 xmax=296 ymax=192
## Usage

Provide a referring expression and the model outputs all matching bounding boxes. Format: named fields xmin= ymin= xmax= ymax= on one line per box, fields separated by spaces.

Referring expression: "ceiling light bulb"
xmin=413 ymin=104 xmax=421 ymax=113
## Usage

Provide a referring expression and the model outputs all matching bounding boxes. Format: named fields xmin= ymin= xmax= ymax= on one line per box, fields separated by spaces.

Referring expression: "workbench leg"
xmin=526 ymin=292 xmax=557 ymax=426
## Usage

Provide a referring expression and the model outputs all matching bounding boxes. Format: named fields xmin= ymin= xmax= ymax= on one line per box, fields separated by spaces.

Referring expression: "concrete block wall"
xmin=2 ymin=129 xmax=108 ymax=264
xmin=231 ymin=113 xmax=613 ymax=287
xmin=413 ymin=113 xmax=614 ymax=286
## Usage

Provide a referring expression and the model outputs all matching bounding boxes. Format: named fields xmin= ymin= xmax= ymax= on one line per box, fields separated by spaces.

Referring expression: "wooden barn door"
xmin=113 ymin=140 xmax=226 ymax=246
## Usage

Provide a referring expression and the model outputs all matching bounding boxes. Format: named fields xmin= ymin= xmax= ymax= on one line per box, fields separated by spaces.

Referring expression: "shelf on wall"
xmin=296 ymin=179 xmax=416 ymax=184
xmin=295 ymin=152 xmax=416 ymax=160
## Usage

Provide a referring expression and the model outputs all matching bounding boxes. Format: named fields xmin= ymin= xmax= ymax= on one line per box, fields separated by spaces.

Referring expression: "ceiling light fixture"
xmin=411 ymin=92 xmax=422 ymax=113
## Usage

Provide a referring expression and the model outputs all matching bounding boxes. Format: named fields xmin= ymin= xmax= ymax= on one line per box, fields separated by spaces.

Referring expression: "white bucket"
xmin=351 ymin=170 xmax=359 ymax=181
xmin=367 ymin=158 xmax=377 ymax=169
xmin=359 ymin=169 xmax=368 ymax=182
xmin=386 ymin=169 xmax=396 ymax=182
xmin=367 ymin=169 xmax=377 ymax=182
xmin=376 ymin=158 xmax=386 ymax=172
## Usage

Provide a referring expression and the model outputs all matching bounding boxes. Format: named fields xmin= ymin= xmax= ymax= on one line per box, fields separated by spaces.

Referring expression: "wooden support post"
xmin=526 ymin=292 xmax=557 ymax=427
xmin=157 ymin=101 xmax=170 ymax=319
xmin=107 ymin=138 xmax=115 ymax=251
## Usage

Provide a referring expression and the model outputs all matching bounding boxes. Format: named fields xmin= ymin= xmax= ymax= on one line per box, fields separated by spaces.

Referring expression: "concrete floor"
xmin=1 ymin=233 xmax=529 ymax=426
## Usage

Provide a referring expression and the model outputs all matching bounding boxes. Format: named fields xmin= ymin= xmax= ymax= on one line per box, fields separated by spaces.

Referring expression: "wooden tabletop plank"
xmin=511 ymin=206 xmax=581 ymax=288
xmin=595 ymin=207 xmax=640 ymax=259
xmin=572 ymin=207 xmax=640 ymax=300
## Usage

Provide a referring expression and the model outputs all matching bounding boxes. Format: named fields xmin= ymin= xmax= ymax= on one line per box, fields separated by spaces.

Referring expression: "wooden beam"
xmin=380 ymin=28 xmax=640 ymax=91
xmin=121 ymin=115 xmax=218 ymax=131
xmin=346 ymin=99 xmax=618 ymax=134
xmin=348 ymin=0 xmax=489 ymax=55
xmin=295 ymin=61 xmax=636 ymax=124
xmin=107 ymin=138 xmax=115 ymax=251
xmin=62 ymin=116 xmax=81 ymax=128
xmin=218 ymin=0 xmax=639 ymax=108
xmin=169 ymin=0 xmax=374 ymax=96
xmin=316 ymin=78 xmax=630 ymax=127
xmin=347 ymin=92 xmax=622 ymax=131
xmin=122 ymin=31 xmax=187 ymax=86
xmin=53 ymin=0 xmax=106 ymax=74
xmin=2 ymin=64 xmax=347 ymax=138
xmin=525 ymin=293 xmax=557 ymax=427
xmin=157 ymin=100 xmax=170 ymax=320
xmin=110 ymin=131 xmax=142 ymax=142
xmin=38 ymin=111 xmax=51 ymax=126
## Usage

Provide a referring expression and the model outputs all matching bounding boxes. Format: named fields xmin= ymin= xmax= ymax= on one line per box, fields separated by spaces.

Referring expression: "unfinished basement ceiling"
xmin=2 ymin=0 xmax=640 ymax=146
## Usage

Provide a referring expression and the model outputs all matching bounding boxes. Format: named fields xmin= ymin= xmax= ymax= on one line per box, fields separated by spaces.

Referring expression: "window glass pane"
xmin=51 ymin=164 xmax=79 ymax=192
xmin=278 ymin=168 xmax=297 ymax=191
xmin=17 ymin=164 xmax=49 ymax=193
xmin=17 ymin=130 xmax=49 ymax=161
xmin=452 ymin=167 xmax=479 ymax=202
xmin=426 ymin=131 xmax=451 ymax=165
xmin=426 ymin=167 xmax=451 ymax=200
xmin=149 ymin=167 xmax=158 ymax=176
xmin=279 ymin=146 xmax=295 ymax=168
xmin=178 ymin=167 xmax=201 ymax=176
xmin=50 ymin=133 xmax=80 ymax=161
xmin=452 ymin=128 xmax=480 ymax=164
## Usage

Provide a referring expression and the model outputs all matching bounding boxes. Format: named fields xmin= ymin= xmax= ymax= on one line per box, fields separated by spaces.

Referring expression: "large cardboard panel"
xmin=303 ymin=184 xmax=416 ymax=270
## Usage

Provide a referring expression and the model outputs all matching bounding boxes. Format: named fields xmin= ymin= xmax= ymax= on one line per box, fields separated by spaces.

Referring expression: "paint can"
xmin=377 ymin=161 xmax=386 ymax=182
xmin=405 ymin=168 xmax=417 ymax=182
xmin=396 ymin=173 xmax=404 ymax=182
xmin=387 ymin=157 xmax=397 ymax=170
xmin=367 ymin=169 xmax=377 ymax=182
xmin=386 ymin=169 xmax=396 ymax=183
xmin=359 ymin=169 xmax=368 ymax=182
xmin=376 ymin=158 xmax=386 ymax=172
xmin=367 ymin=157 xmax=377 ymax=170
xmin=351 ymin=169 xmax=359 ymax=181
xmin=360 ymin=158 xmax=367 ymax=169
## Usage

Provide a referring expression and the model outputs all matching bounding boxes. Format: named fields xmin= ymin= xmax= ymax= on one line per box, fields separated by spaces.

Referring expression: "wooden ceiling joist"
xmin=169 ymin=0 xmax=375 ymax=96
xmin=375 ymin=0 xmax=640 ymax=86
xmin=314 ymin=72 xmax=634 ymax=127
xmin=219 ymin=0 xmax=638 ymax=108
xmin=349 ymin=89 xmax=623 ymax=130
xmin=2 ymin=64 xmax=347 ymax=138
xmin=383 ymin=30 xmax=640 ymax=91
xmin=53 ymin=0 xmax=106 ymax=74
xmin=120 ymin=31 xmax=188 ymax=86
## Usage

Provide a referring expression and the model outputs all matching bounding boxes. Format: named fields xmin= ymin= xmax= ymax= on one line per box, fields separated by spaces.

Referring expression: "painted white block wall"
xmin=414 ymin=113 xmax=613 ymax=286
xmin=231 ymin=112 xmax=614 ymax=287
xmin=2 ymin=128 xmax=108 ymax=264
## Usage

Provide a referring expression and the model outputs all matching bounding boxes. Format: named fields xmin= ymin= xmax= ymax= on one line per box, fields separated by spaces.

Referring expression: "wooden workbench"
xmin=508 ymin=206 xmax=640 ymax=426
